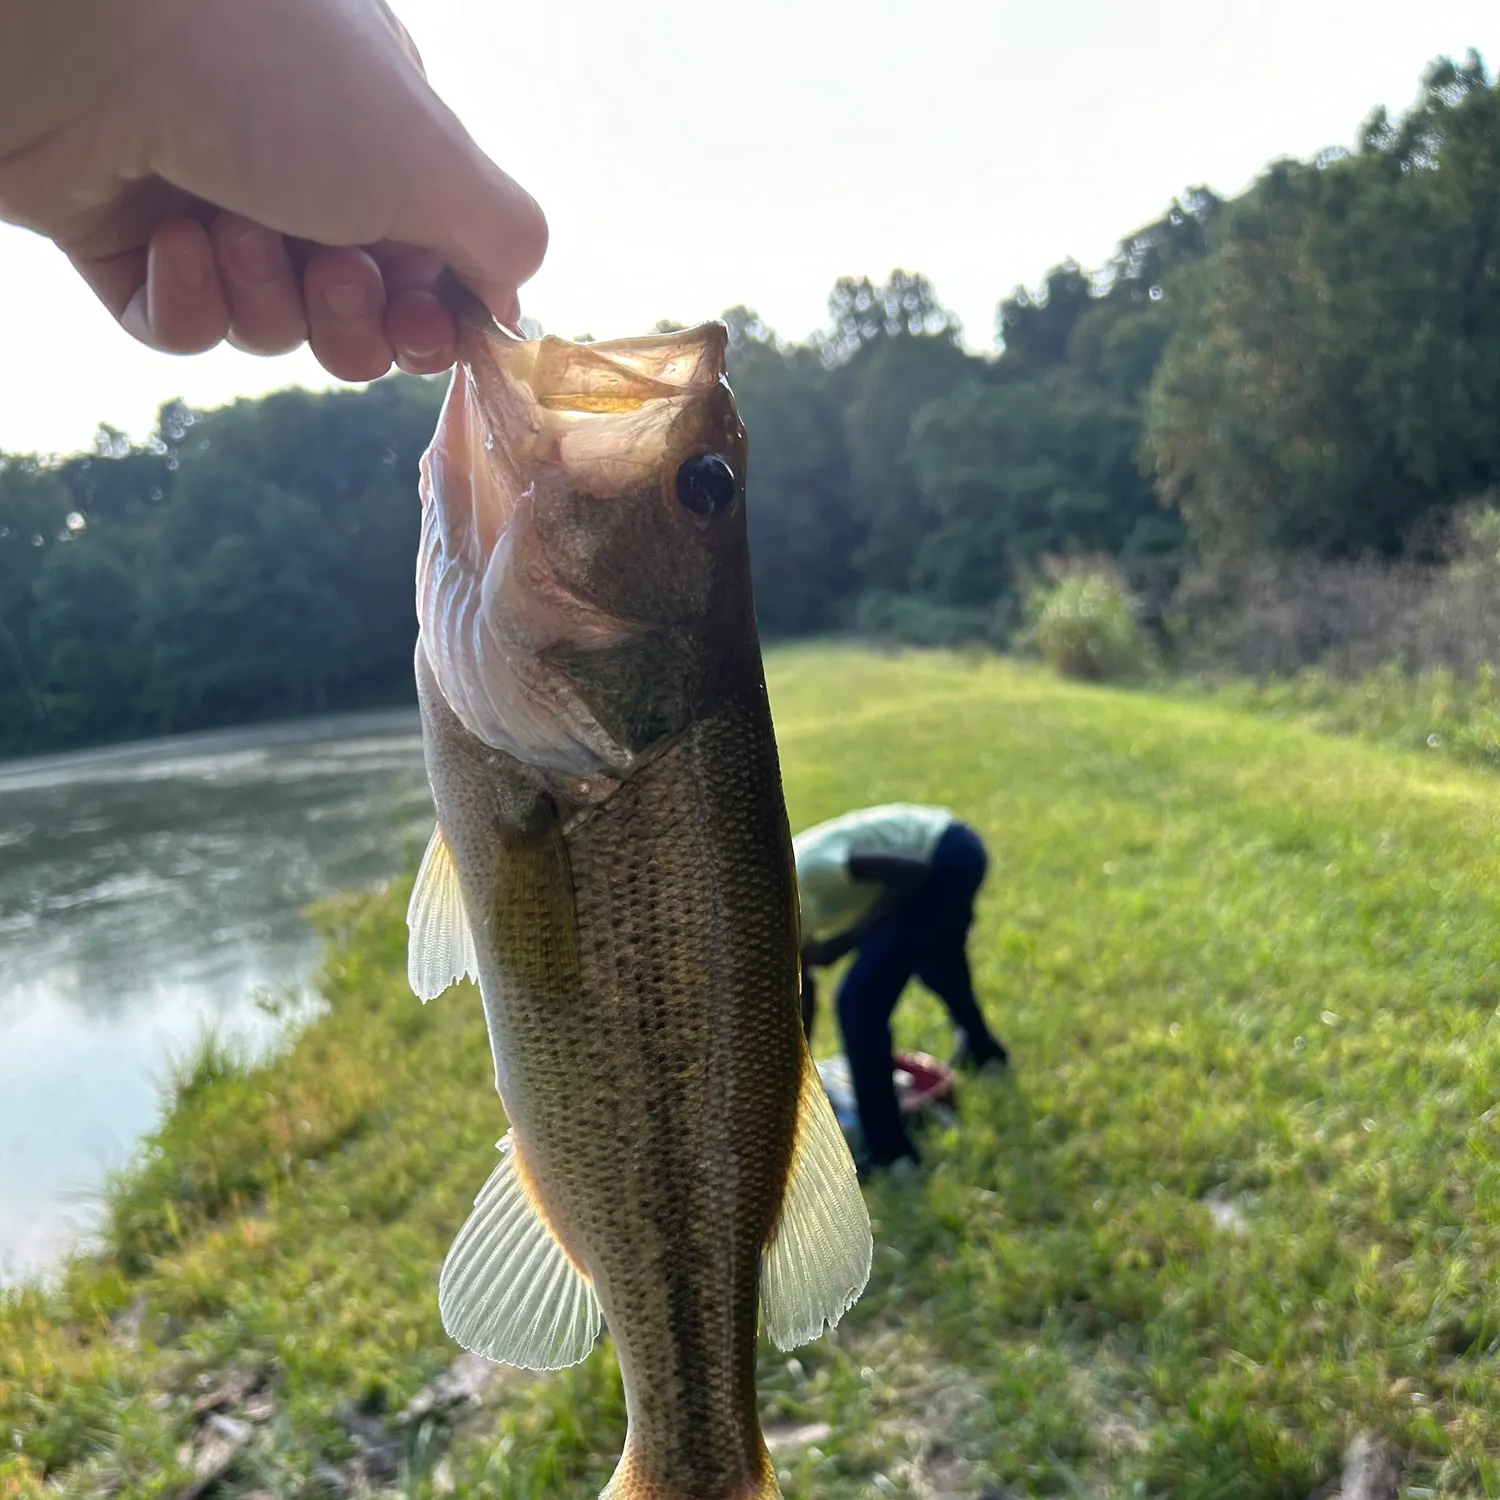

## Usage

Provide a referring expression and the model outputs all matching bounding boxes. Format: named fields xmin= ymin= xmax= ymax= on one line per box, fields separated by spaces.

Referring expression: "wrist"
xmin=0 ymin=0 xmax=193 ymax=233
xmin=0 ymin=0 xmax=173 ymax=150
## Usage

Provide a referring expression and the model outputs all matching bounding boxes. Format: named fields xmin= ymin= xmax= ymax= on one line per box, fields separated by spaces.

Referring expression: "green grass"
xmin=7 ymin=645 xmax=1500 ymax=1498
xmin=1181 ymin=660 xmax=1500 ymax=772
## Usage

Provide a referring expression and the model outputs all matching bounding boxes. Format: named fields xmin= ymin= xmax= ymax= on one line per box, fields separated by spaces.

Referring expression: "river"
xmin=0 ymin=709 xmax=434 ymax=1284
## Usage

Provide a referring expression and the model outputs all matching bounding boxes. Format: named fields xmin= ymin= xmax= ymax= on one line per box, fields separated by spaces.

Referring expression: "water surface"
xmin=0 ymin=710 xmax=433 ymax=1283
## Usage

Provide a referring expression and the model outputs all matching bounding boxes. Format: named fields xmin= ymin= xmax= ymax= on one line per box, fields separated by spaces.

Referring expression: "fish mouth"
xmin=426 ymin=320 xmax=731 ymax=552
xmin=439 ymin=272 xmax=727 ymax=413
xmin=441 ymin=270 xmax=728 ymax=418
xmin=530 ymin=326 xmax=730 ymax=413
xmin=415 ymin=319 xmax=736 ymax=776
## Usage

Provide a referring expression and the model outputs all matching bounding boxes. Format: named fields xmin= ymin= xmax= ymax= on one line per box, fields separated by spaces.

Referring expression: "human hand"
xmin=801 ymin=939 xmax=841 ymax=970
xmin=0 ymin=0 xmax=546 ymax=382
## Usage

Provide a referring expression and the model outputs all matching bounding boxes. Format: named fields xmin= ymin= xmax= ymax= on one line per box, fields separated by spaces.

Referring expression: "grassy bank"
xmin=7 ymin=646 xmax=1500 ymax=1499
xmin=1179 ymin=663 xmax=1500 ymax=775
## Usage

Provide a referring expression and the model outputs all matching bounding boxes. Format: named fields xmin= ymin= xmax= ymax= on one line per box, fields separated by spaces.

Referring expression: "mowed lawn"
xmin=6 ymin=645 xmax=1500 ymax=1500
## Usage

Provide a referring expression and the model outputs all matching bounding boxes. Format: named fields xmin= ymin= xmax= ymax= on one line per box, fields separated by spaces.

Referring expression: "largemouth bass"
xmin=405 ymin=299 xmax=872 ymax=1500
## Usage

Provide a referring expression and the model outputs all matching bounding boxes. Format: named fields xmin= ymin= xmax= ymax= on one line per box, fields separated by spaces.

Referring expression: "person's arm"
xmin=0 ymin=0 xmax=546 ymax=379
xmin=847 ymin=853 xmax=929 ymax=885
xmin=800 ymin=852 xmax=931 ymax=969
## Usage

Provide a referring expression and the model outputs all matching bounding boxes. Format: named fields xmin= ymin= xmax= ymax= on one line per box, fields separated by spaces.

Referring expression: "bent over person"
xmin=794 ymin=802 xmax=1009 ymax=1173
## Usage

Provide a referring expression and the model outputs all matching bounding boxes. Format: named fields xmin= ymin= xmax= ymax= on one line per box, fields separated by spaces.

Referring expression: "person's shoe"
xmin=950 ymin=1034 xmax=1010 ymax=1075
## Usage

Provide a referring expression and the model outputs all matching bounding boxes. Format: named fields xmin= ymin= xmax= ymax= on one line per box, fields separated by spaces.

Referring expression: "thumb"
xmin=371 ymin=0 xmax=428 ymax=76
xmin=389 ymin=98 xmax=548 ymax=331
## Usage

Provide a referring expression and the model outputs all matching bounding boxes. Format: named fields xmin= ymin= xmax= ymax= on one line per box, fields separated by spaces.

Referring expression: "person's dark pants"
xmin=835 ymin=821 xmax=1005 ymax=1167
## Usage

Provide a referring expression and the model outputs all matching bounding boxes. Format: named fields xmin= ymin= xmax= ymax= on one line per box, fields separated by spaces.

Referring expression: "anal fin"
xmin=406 ymin=823 xmax=479 ymax=1002
xmin=439 ymin=1131 xmax=602 ymax=1370
xmin=760 ymin=1054 xmax=873 ymax=1350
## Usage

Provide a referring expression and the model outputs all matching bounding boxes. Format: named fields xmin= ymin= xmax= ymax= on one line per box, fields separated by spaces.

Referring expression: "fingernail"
xmin=399 ymin=330 xmax=448 ymax=361
xmin=223 ymin=222 xmax=279 ymax=284
xmin=324 ymin=280 xmax=375 ymax=319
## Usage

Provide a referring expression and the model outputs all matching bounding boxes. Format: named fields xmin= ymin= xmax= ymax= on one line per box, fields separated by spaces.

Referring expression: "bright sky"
xmin=0 ymin=0 xmax=1494 ymax=457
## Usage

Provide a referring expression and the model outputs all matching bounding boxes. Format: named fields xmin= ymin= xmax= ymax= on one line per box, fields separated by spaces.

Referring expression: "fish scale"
xmin=562 ymin=700 xmax=801 ymax=1495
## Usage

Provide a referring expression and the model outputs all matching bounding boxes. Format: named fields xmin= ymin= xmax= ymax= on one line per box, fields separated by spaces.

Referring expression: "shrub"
xmin=1169 ymin=499 xmax=1500 ymax=680
xmin=1030 ymin=564 xmax=1148 ymax=681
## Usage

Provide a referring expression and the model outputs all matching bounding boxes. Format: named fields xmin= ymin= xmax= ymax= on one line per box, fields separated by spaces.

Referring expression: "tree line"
xmin=2 ymin=51 xmax=1496 ymax=755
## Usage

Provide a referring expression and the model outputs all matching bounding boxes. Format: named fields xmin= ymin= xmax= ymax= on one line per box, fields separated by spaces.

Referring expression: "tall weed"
xmin=1028 ymin=560 xmax=1149 ymax=681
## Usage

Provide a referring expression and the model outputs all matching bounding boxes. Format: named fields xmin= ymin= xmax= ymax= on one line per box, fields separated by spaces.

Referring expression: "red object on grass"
xmin=892 ymin=1051 xmax=956 ymax=1112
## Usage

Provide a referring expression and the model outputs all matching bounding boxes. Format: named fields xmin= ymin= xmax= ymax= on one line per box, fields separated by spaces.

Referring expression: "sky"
xmin=0 ymin=0 xmax=1495 ymax=458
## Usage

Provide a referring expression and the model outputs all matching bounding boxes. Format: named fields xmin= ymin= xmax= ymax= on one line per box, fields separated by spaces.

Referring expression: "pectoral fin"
xmin=406 ymin=824 xmax=478 ymax=1002
xmin=759 ymin=1055 xmax=873 ymax=1350
xmin=439 ymin=1132 xmax=602 ymax=1370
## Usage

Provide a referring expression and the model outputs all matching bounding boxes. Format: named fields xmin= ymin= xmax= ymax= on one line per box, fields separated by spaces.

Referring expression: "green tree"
xmin=725 ymin=309 xmax=858 ymax=635
xmin=910 ymin=374 xmax=1167 ymax=609
xmin=0 ymin=457 xmax=73 ymax=739
xmin=996 ymin=259 xmax=1094 ymax=378
xmin=810 ymin=272 xmax=983 ymax=597
xmin=839 ymin=330 xmax=983 ymax=595
xmin=819 ymin=270 xmax=961 ymax=365
xmin=900 ymin=194 xmax=1218 ymax=619
xmin=0 ymin=375 xmax=443 ymax=753
xmin=1144 ymin=53 xmax=1500 ymax=564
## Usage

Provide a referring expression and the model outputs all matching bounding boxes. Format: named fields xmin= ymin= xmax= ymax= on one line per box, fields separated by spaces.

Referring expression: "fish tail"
xmin=601 ymin=1484 xmax=780 ymax=1500
xmin=600 ymin=1444 xmax=781 ymax=1500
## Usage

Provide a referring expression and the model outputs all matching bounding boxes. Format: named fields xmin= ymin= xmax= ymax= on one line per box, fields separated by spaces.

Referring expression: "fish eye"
xmin=675 ymin=453 xmax=737 ymax=520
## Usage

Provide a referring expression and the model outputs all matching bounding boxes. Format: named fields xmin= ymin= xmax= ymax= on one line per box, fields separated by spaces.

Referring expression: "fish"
xmin=405 ymin=293 xmax=872 ymax=1500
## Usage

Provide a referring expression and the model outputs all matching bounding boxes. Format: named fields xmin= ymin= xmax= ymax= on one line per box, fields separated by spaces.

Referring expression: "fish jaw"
xmin=415 ymin=320 xmax=750 ymax=780
xmin=415 ymin=358 xmax=640 ymax=778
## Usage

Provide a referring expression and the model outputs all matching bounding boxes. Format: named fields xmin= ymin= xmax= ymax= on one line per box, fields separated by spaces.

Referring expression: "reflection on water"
xmin=0 ymin=709 xmax=433 ymax=1283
